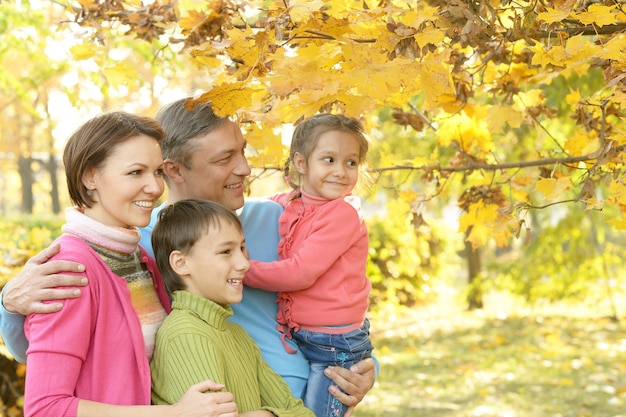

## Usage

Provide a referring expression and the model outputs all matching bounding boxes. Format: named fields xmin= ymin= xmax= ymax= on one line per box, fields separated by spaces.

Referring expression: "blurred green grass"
xmin=355 ymin=303 xmax=626 ymax=417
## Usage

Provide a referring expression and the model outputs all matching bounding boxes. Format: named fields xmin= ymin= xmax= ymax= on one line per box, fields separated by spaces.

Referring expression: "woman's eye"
xmin=323 ymin=157 xmax=333 ymax=163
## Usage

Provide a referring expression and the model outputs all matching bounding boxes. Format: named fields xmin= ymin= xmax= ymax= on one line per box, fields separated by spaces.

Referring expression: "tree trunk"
xmin=17 ymin=156 xmax=34 ymax=213
xmin=465 ymin=230 xmax=483 ymax=310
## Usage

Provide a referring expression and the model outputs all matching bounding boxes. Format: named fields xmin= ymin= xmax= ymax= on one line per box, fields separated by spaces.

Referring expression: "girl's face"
xmin=295 ymin=130 xmax=361 ymax=201
xmin=181 ymin=220 xmax=249 ymax=307
xmin=83 ymin=134 xmax=164 ymax=228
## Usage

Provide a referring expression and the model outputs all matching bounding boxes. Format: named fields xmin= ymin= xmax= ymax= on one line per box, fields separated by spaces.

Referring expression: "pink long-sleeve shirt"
xmin=246 ymin=190 xmax=370 ymax=331
xmin=24 ymin=234 xmax=171 ymax=417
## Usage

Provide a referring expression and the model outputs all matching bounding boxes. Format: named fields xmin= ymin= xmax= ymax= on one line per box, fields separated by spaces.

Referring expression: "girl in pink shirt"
xmin=246 ymin=114 xmax=374 ymax=417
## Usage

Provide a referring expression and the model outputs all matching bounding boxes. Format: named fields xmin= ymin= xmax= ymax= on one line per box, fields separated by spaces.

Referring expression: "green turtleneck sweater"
xmin=150 ymin=291 xmax=313 ymax=417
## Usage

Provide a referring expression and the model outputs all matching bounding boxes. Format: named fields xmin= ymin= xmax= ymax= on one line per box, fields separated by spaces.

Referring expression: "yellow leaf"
xmin=75 ymin=0 xmax=95 ymax=7
xmin=179 ymin=10 xmax=208 ymax=31
xmin=190 ymin=55 xmax=222 ymax=68
xmin=244 ymin=124 xmax=286 ymax=167
xmin=564 ymin=130 xmax=599 ymax=157
xmin=435 ymin=113 xmax=492 ymax=155
xmin=565 ymin=90 xmax=581 ymax=105
xmin=103 ymin=62 xmax=138 ymax=87
xmin=608 ymin=218 xmax=626 ymax=229
xmin=515 ymin=89 xmax=545 ymax=108
xmin=535 ymin=177 xmax=572 ymax=200
xmin=399 ymin=190 xmax=419 ymax=205
xmin=584 ymin=197 xmax=604 ymax=210
xmin=574 ymin=4 xmax=617 ymax=27
xmin=608 ymin=179 xmax=626 ymax=205
xmin=414 ymin=26 xmax=446 ymax=48
xmin=537 ymin=7 xmax=571 ymax=24
xmin=596 ymin=33 xmax=626 ymax=60
xmin=609 ymin=130 xmax=626 ymax=146
xmin=289 ymin=0 xmax=325 ymax=24
xmin=419 ymin=52 xmax=455 ymax=108
xmin=486 ymin=104 xmax=524 ymax=133
xmin=70 ymin=44 xmax=96 ymax=60
xmin=192 ymin=82 xmax=261 ymax=118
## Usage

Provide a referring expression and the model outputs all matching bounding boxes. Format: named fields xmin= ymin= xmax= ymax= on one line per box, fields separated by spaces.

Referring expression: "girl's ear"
xmin=293 ymin=152 xmax=307 ymax=175
xmin=169 ymin=250 xmax=189 ymax=276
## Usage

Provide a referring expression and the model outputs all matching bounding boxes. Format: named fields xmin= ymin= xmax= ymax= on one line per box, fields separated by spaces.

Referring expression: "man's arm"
xmin=0 ymin=243 xmax=87 ymax=362
xmin=324 ymin=357 xmax=376 ymax=417
xmin=3 ymin=243 xmax=87 ymax=314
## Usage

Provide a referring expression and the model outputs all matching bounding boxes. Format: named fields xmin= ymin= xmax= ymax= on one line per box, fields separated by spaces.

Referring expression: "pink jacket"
xmin=246 ymin=190 xmax=370 ymax=331
xmin=24 ymin=234 xmax=171 ymax=417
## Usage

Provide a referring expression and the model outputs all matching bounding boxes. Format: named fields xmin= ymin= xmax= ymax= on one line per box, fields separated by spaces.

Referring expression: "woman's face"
xmin=84 ymin=134 xmax=164 ymax=228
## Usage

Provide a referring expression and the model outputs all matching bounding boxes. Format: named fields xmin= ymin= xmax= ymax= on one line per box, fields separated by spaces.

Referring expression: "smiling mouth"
xmin=134 ymin=201 xmax=154 ymax=208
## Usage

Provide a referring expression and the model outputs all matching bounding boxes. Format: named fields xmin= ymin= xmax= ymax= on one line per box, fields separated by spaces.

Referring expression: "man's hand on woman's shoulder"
xmin=3 ymin=243 xmax=87 ymax=315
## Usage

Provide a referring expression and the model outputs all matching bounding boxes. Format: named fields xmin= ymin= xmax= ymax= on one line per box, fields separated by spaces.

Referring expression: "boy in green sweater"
xmin=150 ymin=199 xmax=313 ymax=417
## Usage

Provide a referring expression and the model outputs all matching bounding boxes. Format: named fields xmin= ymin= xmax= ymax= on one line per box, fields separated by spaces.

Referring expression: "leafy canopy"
xmin=61 ymin=0 xmax=626 ymax=248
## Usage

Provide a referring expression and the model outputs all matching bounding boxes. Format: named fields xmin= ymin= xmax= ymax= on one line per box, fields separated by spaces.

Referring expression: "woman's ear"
xmin=82 ymin=167 xmax=98 ymax=191
xmin=169 ymin=250 xmax=189 ymax=276
xmin=293 ymin=152 xmax=307 ymax=175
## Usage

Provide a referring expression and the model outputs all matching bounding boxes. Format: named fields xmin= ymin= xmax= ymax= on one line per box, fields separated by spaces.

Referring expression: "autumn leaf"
xmin=192 ymin=82 xmax=261 ymax=118
xmin=70 ymin=44 xmax=96 ymax=60
xmin=103 ymin=62 xmax=138 ymax=87
xmin=459 ymin=201 xmax=513 ymax=249
xmin=564 ymin=130 xmax=599 ymax=157
xmin=288 ymin=0 xmax=325 ymax=23
xmin=535 ymin=177 xmax=573 ymax=201
xmin=419 ymin=52 xmax=455 ymax=108
xmin=486 ymin=104 xmax=524 ymax=133
xmin=537 ymin=7 xmax=571 ymax=24
xmin=607 ymin=179 xmax=626 ymax=206
xmin=565 ymin=90 xmax=581 ymax=105
xmin=179 ymin=10 xmax=208 ymax=32
xmin=574 ymin=4 xmax=617 ymax=27
xmin=414 ymin=26 xmax=446 ymax=49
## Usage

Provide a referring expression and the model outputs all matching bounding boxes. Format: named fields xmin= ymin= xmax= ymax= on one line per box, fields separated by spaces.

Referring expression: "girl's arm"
xmin=246 ymin=200 xmax=363 ymax=292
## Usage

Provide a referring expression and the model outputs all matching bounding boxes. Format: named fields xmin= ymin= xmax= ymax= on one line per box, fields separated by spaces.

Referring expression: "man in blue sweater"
xmin=0 ymin=98 xmax=375 ymax=415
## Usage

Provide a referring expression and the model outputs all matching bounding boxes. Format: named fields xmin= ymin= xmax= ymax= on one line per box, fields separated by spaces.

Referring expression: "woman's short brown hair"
xmin=63 ymin=111 xmax=165 ymax=208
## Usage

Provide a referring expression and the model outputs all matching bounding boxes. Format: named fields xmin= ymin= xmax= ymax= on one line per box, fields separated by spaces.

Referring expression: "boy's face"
xmin=181 ymin=220 xmax=249 ymax=307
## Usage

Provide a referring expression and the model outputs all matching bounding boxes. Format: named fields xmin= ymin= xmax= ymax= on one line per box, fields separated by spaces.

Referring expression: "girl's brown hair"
xmin=285 ymin=113 xmax=370 ymax=195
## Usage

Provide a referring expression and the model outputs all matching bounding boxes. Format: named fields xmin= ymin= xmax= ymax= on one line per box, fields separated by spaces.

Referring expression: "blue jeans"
xmin=292 ymin=319 xmax=373 ymax=417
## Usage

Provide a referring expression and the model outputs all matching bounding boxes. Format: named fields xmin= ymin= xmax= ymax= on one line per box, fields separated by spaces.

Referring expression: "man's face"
xmin=180 ymin=120 xmax=251 ymax=211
